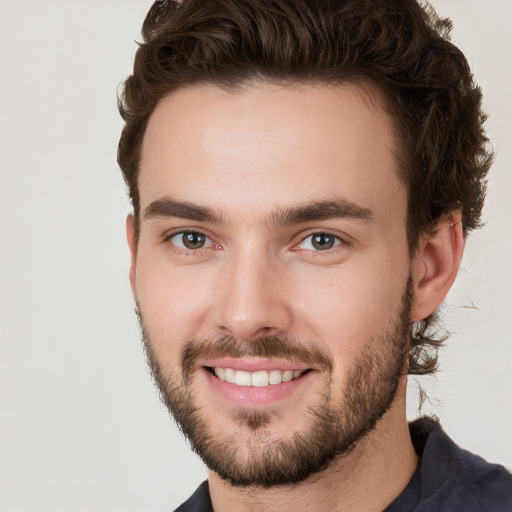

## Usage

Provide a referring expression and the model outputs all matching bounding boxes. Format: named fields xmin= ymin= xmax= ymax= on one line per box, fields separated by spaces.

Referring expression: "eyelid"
xmin=161 ymin=227 xmax=349 ymax=253
xmin=164 ymin=226 xmax=209 ymax=241
xmin=164 ymin=228 xmax=220 ymax=252
xmin=292 ymin=230 xmax=349 ymax=252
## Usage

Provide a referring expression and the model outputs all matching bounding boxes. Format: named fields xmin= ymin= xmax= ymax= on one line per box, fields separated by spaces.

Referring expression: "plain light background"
xmin=0 ymin=1 xmax=510 ymax=510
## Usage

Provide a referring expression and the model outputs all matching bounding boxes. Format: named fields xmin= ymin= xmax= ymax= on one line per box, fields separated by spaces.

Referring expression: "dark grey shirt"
xmin=174 ymin=418 xmax=512 ymax=511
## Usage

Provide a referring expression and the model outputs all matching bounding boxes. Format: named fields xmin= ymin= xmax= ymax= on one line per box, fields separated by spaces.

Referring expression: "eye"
xmin=297 ymin=233 xmax=343 ymax=251
xmin=169 ymin=231 xmax=214 ymax=250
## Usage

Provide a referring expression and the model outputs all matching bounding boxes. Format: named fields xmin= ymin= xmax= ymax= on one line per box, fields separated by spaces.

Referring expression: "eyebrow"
xmin=267 ymin=198 xmax=374 ymax=229
xmin=143 ymin=196 xmax=373 ymax=228
xmin=144 ymin=197 xmax=222 ymax=224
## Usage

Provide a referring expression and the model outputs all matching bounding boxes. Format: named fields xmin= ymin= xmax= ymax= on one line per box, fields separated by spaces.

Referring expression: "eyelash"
xmin=293 ymin=232 xmax=345 ymax=252
xmin=164 ymin=230 xmax=218 ymax=256
xmin=164 ymin=230 xmax=348 ymax=255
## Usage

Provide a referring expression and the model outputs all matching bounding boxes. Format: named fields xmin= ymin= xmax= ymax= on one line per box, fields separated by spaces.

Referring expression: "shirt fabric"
xmin=173 ymin=417 xmax=512 ymax=511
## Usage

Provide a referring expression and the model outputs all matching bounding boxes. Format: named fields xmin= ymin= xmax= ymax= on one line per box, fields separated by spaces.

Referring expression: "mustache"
xmin=181 ymin=335 xmax=333 ymax=382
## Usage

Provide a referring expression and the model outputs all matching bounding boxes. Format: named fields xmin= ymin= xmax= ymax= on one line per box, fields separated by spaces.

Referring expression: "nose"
xmin=212 ymin=248 xmax=293 ymax=342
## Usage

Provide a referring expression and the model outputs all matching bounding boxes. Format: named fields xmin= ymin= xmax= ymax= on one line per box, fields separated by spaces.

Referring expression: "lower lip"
xmin=201 ymin=368 xmax=314 ymax=407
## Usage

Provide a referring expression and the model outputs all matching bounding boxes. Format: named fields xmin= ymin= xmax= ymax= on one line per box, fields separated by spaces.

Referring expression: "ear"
xmin=126 ymin=214 xmax=137 ymax=294
xmin=410 ymin=211 xmax=465 ymax=322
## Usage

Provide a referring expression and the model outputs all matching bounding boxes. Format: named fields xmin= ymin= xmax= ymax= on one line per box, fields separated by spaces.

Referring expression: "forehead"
xmin=139 ymin=82 xmax=405 ymax=224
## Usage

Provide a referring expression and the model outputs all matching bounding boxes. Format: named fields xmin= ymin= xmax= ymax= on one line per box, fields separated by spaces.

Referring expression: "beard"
xmin=136 ymin=277 xmax=412 ymax=488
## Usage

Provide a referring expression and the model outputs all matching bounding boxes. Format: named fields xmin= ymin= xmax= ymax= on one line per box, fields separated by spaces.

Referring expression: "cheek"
xmin=135 ymin=254 xmax=215 ymax=346
xmin=292 ymin=260 xmax=408 ymax=360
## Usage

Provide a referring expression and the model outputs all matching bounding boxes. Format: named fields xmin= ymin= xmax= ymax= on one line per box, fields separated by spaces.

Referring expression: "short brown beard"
xmin=137 ymin=276 xmax=412 ymax=487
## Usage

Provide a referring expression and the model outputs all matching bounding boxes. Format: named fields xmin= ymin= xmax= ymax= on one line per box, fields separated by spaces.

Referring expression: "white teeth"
xmin=212 ymin=367 xmax=305 ymax=387
xmin=234 ymin=370 xmax=251 ymax=387
xmin=225 ymin=368 xmax=236 ymax=383
xmin=282 ymin=370 xmax=294 ymax=382
xmin=268 ymin=369 xmax=283 ymax=385
xmin=251 ymin=371 xmax=269 ymax=387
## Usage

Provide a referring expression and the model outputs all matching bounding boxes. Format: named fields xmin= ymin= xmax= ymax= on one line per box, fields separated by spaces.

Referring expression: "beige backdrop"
xmin=1 ymin=0 xmax=510 ymax=510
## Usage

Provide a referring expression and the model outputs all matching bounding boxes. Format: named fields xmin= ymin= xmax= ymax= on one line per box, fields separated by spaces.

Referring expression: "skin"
xmin=127 ymin=82 xmax=464 ymax=511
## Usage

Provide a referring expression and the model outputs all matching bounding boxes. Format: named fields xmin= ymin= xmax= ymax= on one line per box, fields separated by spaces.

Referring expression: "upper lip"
xmin=198 ymin=357 xmax=312 ymax=372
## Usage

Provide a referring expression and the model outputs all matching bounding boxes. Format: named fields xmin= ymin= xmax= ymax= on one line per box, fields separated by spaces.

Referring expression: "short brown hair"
xmin=118 ymin=0 xmax=492 ymax=374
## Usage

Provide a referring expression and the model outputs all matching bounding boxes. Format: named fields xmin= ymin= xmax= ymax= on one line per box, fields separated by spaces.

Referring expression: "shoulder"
xmin=173 ymin=481 xmax=212 ymax=512
xmin=412 ymin=418 xmax=512 ymax=511
xmin=443 ymin=443 xmax=512 ymax=510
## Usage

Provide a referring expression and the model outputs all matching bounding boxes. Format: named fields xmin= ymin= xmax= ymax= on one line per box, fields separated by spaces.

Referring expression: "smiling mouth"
xmin=206 ymin=367 xmax=311 ymax=387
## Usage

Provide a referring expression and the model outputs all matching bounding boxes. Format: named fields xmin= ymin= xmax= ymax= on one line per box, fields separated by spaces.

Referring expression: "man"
xmin=117 ymin=0 xmax=512 ymax=510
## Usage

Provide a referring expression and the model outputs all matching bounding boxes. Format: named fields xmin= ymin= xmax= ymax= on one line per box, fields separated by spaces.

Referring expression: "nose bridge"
xmin=214 ymin=242 xmax=291 ymax=341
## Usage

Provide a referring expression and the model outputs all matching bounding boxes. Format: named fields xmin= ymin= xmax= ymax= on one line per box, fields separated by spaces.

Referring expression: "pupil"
xmin=312 ymin=234 xmax=333 ymax=250
xmin=184 ymin=232 xmax=205 ymax=249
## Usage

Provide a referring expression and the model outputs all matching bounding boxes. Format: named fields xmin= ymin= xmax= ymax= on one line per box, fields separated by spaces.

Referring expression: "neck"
xmin=208 ymin=380 xmax=418 ymax=512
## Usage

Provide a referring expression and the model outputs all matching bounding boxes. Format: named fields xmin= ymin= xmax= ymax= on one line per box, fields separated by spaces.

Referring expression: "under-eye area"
xmin=205 ymin=367 xmax=312 ymax=387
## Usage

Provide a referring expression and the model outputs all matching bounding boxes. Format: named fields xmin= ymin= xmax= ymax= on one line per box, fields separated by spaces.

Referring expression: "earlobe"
xmin=411 ymin=211 xmax=464 ymax=322
xmin=126 ymin=214 xmax=137 ymax=293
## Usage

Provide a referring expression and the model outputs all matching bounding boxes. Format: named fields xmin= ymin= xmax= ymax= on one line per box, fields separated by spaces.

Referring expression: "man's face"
xmin=129 ymin=83 xmax=414 ymax=486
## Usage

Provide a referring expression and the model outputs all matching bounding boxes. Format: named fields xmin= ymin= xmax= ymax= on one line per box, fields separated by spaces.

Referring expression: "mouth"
xmin=205 ymin=366 xmax=311 ymax=387
xmin=200 ymin=361 xmax=315 ymax=407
